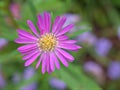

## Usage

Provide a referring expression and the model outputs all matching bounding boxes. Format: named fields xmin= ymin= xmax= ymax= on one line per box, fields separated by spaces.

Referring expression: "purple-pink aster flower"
xmin=15 ymin=12 xmax=81 ymax=74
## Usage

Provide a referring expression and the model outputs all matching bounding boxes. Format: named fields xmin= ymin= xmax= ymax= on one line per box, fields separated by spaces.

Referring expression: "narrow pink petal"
xmin=51 ymin=52 xmax=60 ymax=69
xmin=42 ymin=53 xmax=47 ymax=74
xmin=18 ymin=34 xmax=36 ymax=41
xmin=21 ymin=49 xmax=38 ymax=56
xmin=46 ymin=53 xmax=50 ymax=72
xmin=17 ymin=44 xmax=37 ymax=52
xmin=48 ymin=67 xmax=52 ymax=74
xmin=27 ymin=20 xmax=39 ymax=37
xmin=50 ymin=52 xmax=55 ymax=71
xmin=17 ymin=29 xmax=38 ymax=40
xmin=37 ymin=23 xmax=42 ymax=34
xmin=58 ymin=44 xmax=81 ymax=50
xmin=56 ymin=24 xmax=74 ymax=36
xmin=56 ymin=48 xmax=74 ymax=62
xmin=60 ymin=40 xmax=77 ymax=44
xmin=20 ymin=47 xmax=37 ymax=54
xmin=23 ymin=50 xmax=40 ymax=60
xmin=55 ymin=50 xmax=68 ymax=67
xmin=24 ymin=52 xmax=40 ymax=66
xmin=55 ymin=16 xmax=66 ymax=34
xmin=18 ymin=34 xmax=27 ymax=39
xmin=15 ymin=38 xmax=36 ymax=44
xmin=52 ymin=16 xmax=61 ymax=33
xmin=57 ymin=35 xmax=69 ymax=41
xmin=36 ymin=53 xmax=43 ymax=69
xmin=44 ymin=12 xmax=51 ymax=32
xmin=37 ymin=14 xmax=45 ymax=35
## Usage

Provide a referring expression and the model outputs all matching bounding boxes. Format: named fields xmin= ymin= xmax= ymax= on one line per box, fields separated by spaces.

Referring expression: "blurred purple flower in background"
xmin=83 ymin=61 xmax=105 ymax=84
xmin=64 ymin=14 xmax=80 ymax=26
xmin=64 ymin=14 xmax=80 ymax=34
xmin=0 ymin=38 xmax=8 ymax=49
xmin=95 ymin=38 xmax=112 ymax=57
xmin=49 ymin=77 xmax=66 ymax=90
xmin=10 ymin=3 xmax=21 ymax=19
xmin=0 ymin=72 xmax=6 ymax=88
xmin=12 ymin=73 xmax=21 ymax=84
xmin=118 ymin=26 xmax=120 ymax=40
xmin=107 ymin=61 xmax=120 ymax=80
xmin=20 ymin=67 xmax=37 ymax=90
xmin=77 ymin=32 xmax=97 ymax=46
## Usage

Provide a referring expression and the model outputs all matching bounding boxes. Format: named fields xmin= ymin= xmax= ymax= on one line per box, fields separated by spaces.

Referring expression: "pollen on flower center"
xmin=38 ymin=33 xmax=58 ymax=52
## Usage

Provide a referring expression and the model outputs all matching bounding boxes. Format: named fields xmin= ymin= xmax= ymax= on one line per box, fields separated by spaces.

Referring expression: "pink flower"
xmin=10 ymin=3 xmax=21 ymax=19
xmin=15 ymin=12 xmax=81 ymax=74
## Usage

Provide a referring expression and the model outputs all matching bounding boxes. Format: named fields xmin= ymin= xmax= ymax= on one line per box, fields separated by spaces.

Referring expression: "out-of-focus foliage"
xmin=0 ymin=0 xmax=120 ymax=90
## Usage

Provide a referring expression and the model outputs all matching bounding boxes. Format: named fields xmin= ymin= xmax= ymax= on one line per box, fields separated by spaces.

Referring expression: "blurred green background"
xmin=0 ymin=0 xmax=120 ymax=90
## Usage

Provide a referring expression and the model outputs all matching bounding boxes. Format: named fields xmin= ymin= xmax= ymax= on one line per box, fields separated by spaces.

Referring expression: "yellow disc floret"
xmin=38 ymin=33 xmax=57 ymax=52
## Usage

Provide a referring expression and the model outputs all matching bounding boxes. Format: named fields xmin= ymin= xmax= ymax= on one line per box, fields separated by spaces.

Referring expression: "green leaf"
xmin=27 ymin=0 xmax=37 ymax=22
xmin=34 ymin=0 xmax=67 ymax=14
xmin=0 ymin=30 xmax=17 ymax=41
xmin=16 ymin=20 xmax=29 ymax=30
xmin=0 ymin=21 xmax=17 ymax=41
xmin=21 ymin=0 xmax=37 ymax=23
xmin=0 ymin=50 xmax=19 ymax=63
xmin=59 ymin=64 xmax=102 ymax=90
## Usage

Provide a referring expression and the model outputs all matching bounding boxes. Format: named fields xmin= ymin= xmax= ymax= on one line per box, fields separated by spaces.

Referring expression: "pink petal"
xmin=58 ymin=43 xmax=81 ymax=50
xmin=36 ymin=53 xmax=43 ymax=69
xmin=20 ymin=48 xmax=37 ymax=54
xmin=37 ymin=15 xmax=45 ymax=35
xmin=23 ymin=50 xmax=40 ymax=60
xmin=44 ymin=12 xmax=51 ymax=33
xmin=18 ymin=34 xmax=35 ymax=40
xmin=51 ymin=52 xmax=60 ymax=69
xmin=17 ymin=29 xmax=38 ymax=40
xmin=46 ymin=53 xmax=50 ymax=72
xmin=27 ymin=20 xmax=39 ymax=37
xmin=56 ymin=24 xmax=74 ymax=36
xmin=57 ymin=35 xmax=69 ymax=41
xmin=50 ymin=52 xmax=55 ymax=71
xmin=42 ymin=53 xmax=47 ymax=74
xmin=60 ymin=40 xmax=77 ymax=44
xmin=48 ymin=67 xmax=52 ymax=74
xmin=55 ymin=50 xmax=68 ymax=67
xmin=52 ymin=16 xmax=61 ymax=33
xmin=56 ymin=48 xmax=74 ymax=62
xmin=21 ymin=49 xmax=38 ymax=55
xmin=15 ymin=38 xmax=36 ymax=44
xmin=17 ymin=44 xmax=37 ymax=52
xmin=55 ymin=16 xmax=66 ymax=34
xmin=18 ymin=34 xmax=26 ymax=39
xmin=24 ymin=52 xmax=40 ymax=66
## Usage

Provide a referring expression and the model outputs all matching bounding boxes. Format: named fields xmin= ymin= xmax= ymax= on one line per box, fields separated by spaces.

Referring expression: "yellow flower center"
xmin=38 ymin=33 xmax=57 ymax=52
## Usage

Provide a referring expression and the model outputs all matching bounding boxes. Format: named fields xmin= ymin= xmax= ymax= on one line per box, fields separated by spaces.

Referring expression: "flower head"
xmin=0 ymin=38 xmax=8 ymax=50
xmin=83 ymin=61 xmax=105 ymax=84
xmin=95 ymin=38 xmax=112 ymax=57
xmin=107 ymin=61 xmax=120 ymax=80
xmin=15 ymin=12 xmax=81 ymax=74
xmin=20 ymin=67 xmax=37 ymax=90
xmin=49 ymin=77 xmax=66 ymax=89
xmin=0 ymin=73 xmax=6 ymax=88
xmin=118 ymin=26 xmax=120 ymax=40
xmin=77 ymin=32 xmax=97 ymax=46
